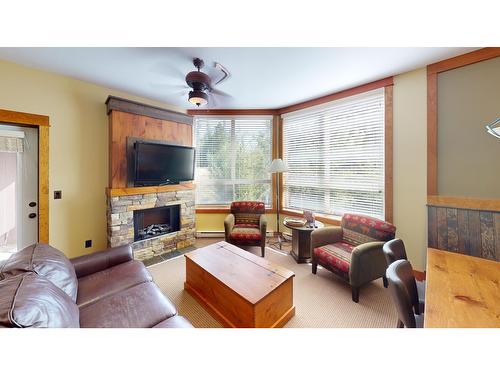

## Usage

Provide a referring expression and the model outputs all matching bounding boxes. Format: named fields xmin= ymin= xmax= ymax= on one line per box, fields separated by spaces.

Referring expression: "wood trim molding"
xmin=38 ymin=126 xmax=50 ymax=243
xmin=427 ymin=47 xmax=500 ymax=75
xmin=427 ymin=72 xmax=438 ymax=195
xmin=187 ymin=109 xmax=279 ymax=116
xmin=0 ymin=108 xmax=50 ymax=243
xmin=107 ymin=182 xmax=194 ymax=197
xmin=427 ymin=195 xmax=500 ymax=212
xmin=278 ymin=76 xmax=394 ymax=115
xmin=384 ymin=85 xmax=394 ymax=223
xmin=0 ymin=108 xmax=49 ymax=127
xmin=281 ymin=208 xmax=341 ymax=226
xmin=427 ymin=48 xmax=500 ymax=196
xmin=106 ymin=96 xmax=193 ymax=125
xmin=195 ymin=207 xmax=276 ymax=214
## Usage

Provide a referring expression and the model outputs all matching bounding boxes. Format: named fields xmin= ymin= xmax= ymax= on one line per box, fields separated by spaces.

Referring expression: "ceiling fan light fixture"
xmin=188 ymin=90 xmax=208 ymax=107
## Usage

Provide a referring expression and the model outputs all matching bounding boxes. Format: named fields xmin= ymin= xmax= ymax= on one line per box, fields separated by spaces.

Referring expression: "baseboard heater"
xmin=196 ymin=231 xmax=276 ymax=238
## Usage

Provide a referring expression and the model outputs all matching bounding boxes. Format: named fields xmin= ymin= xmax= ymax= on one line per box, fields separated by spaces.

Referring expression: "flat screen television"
xmin=133 ymin=141 xmax=195 ymax=186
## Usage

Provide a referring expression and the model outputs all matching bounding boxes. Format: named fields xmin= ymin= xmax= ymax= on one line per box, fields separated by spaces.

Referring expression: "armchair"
xmin=311 ymin=213 xmax=396 ymax=302
xmin=224 ymin=201 xmax=267 ymax=257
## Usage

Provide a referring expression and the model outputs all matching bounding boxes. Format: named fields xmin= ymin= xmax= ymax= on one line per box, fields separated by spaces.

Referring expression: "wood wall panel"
xmin=109 ymin=111 xmax=193 ymax=188
xmin=427 ymin=204 xmax=500 ymax=261
xmin=427 ymin=206 xmax=438 ymax=248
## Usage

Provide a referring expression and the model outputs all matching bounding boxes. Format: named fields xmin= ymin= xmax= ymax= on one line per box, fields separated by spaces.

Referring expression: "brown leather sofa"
xmin=0 ymin=243 xmax=192 ymax=328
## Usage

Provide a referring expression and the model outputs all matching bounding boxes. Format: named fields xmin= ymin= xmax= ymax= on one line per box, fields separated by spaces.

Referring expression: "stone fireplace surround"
xmin=107 ymin=187 xmax=195 ymax=261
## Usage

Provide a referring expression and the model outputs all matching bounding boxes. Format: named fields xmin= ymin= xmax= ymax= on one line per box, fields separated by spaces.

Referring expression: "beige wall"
xmin=438 ymin=56 xmax=500 ymax=198
xmin=393 ymin=68 xmax=428 ymax=270
xmin=0 ymin=59 xmax=185 ymax=258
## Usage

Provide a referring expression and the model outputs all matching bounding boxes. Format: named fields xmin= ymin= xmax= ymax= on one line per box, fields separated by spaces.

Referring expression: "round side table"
xmin=283 ymin=220 xmax=324 ymax=263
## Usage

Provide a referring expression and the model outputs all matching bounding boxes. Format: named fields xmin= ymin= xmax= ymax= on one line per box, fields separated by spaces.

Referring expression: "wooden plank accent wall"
xmin=108 ymin=110 xmax=193 ymax=188
xmin=427 ymin=204 xmax=500 ymax=261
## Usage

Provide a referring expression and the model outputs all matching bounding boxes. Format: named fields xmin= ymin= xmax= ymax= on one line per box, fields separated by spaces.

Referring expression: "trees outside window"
xmin=194 ymin=116 xmax=272 ymax=206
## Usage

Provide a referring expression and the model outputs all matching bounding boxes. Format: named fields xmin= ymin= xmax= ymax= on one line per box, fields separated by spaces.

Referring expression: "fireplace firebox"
xmin=133 ymin=204 xmax=180 ymax=241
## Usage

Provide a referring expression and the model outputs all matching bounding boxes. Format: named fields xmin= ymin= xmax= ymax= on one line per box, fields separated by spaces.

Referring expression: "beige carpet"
xmin=148 ymin=241 xmax=398 ymax=328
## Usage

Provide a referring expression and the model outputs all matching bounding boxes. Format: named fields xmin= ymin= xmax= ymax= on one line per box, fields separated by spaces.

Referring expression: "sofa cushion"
xmin=79 ymin=282 xmax=177 ymax=328
xmin=0 ymin=272 xmax=80 ymax=328
xmin=0 ymin=243 xmax=78 ymax=302
xmin=153 ymin=316 xmax=194 ymax=328
xmin=76 ymin=260 xmax=153 ymax=308
xmin=229 ymin=225 xmax=262 ymax=243
xmin=314 ymin=241 xmax=354 ymax=277
xmin=341 ymin=214 xmax=396 ymax=246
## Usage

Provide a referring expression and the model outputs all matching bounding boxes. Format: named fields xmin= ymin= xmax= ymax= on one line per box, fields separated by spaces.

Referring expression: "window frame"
xmin=193 ymin=114 xmax=277 ymax=213
xmin=279 ymin=84 xmax=393 ymax=224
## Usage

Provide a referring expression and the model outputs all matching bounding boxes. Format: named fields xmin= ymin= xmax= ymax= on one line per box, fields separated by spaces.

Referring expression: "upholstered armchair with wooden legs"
xmin=224 ymin=201 xmax=267 ymax=257
xmin=311 ymin=213 xmax=396 ymax=303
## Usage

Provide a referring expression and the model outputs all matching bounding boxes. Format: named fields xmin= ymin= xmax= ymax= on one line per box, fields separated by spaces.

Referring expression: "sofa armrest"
xmin=311 ymin=226 xmax=343 ymax=250
xmin=224 ymin=214 xmax=235 ymax=241
xmin=70 ymin=244 xmax=133 ymax=278
xmin=349 ymin=241 xmax=386 ymax=287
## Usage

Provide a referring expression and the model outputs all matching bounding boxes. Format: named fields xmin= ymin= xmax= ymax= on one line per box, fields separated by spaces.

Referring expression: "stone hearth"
xmin=107 ymin=188 xmax=195 ymax=261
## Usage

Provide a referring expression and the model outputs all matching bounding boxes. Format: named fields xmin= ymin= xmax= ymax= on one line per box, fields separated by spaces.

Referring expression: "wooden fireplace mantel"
xmin=106 ymin=182 xmax=195 ymax=197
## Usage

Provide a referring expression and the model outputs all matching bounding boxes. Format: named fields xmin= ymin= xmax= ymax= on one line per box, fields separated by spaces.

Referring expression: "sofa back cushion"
xmin=0 ymin=243 xmax=78 ymax=302
xmin=341 ymin=213 xmax=396 ymax=246
xmin=230 ymin=201 xmax=265 ymax=226
xmin=0 ymin=273 xmax=80 ymax=328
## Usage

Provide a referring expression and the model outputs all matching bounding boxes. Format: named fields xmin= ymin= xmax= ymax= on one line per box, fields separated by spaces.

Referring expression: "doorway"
xmin=0 ymin=124 xmax=39 ymax=260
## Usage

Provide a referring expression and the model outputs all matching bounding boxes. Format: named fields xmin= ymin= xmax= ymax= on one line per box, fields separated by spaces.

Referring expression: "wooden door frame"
xmin=426 ymin=47 xmax=500 ymax=196
xmin=0 ymin=108 xmax=50 ymax=243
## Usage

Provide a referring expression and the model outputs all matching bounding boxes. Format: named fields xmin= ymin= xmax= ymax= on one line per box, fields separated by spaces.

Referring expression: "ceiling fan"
xmin=185 ymin=58 xmax=231 ymax=107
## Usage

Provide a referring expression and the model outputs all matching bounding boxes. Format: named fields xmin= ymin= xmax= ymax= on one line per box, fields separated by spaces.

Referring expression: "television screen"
xmin=134 ymin=142 xmax=195 ymax=186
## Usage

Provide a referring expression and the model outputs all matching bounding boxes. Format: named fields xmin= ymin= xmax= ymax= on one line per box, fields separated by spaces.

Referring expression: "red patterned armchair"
xmin=311 ymin=213 xmax=396 ymax=303
xmin=224 ymin=201 xmax=267 ymax=257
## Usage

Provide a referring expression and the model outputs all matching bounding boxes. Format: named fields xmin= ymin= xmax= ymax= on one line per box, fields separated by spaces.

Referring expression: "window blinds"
xmin=194 ymin=116 xmax=273 ymax=206
xmin=282 ymin=88 xmax=385 ymax=219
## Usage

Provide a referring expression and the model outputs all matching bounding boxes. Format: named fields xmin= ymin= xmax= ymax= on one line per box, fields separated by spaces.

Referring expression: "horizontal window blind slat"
xmin=283 ymin=88 xmax=385 ymax=219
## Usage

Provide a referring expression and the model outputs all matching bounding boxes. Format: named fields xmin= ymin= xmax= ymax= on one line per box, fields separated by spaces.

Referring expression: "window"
xmin=194 ymin=116 xmax=273 ymax=206
xmin=282 ymin=88 xmax=385 ymax=219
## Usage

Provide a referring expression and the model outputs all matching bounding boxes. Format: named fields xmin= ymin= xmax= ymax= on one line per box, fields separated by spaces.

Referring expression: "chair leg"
xmin=351 ymin=287 xmax=359 ymax=303
xmin=383 ymin=275 xmax=388 ymax=288
xmin=397 ymin=319 xmax=404 ymax=328
xmin=312 ymin=261 xmax=317 ymax=274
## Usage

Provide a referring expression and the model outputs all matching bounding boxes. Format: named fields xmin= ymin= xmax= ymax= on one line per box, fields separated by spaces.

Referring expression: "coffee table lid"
xmin=185 ymin=241 xmax=294 ymax=304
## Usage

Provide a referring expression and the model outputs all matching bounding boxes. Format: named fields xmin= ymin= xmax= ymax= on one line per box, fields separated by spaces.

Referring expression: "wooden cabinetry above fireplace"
xmin=106 ymin=96 xmax=193 ymax=189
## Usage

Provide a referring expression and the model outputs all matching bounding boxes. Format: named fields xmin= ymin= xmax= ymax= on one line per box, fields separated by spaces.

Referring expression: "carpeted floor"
xmin=148 ymin=239 xmax=398 ymax=328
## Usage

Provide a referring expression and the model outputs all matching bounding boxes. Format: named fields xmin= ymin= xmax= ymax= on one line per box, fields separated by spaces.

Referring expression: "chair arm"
xmin=349 ymin=241 xmax=387 ymax=287
xmin=70 ymin=244 xmax=133 ymax=278
xmin=224 ymin=214 xmax=235 ymax=242
xmin=259 ymin=215 xmax=267 ymax=237
xmin=311 ymin=226 xmax=343 ymax=250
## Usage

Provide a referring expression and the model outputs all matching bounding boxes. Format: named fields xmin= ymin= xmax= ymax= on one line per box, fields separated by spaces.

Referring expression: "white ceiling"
xmin=0 ymin=47 xmax=478 ymax=109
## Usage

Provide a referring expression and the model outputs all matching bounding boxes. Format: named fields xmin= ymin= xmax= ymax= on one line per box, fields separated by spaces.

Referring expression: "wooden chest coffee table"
xmin=184 ymin=241 xmax=295 ymax=328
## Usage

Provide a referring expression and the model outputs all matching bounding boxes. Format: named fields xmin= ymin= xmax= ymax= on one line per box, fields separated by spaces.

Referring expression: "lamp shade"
xmin=268 ymin=158 xmax=289 ymax=173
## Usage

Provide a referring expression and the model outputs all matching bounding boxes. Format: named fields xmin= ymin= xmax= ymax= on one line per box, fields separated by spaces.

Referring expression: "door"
xmin=0 ymin=124 xmax=38 ymax=260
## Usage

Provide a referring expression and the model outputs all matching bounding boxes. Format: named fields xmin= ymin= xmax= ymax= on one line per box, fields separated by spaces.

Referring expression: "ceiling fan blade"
xmin=209 ymin=87 xmax=232 ymax=98
xmin=150 ymin=82 xmax=190 ymax=90
xmin=212 ymin=62 xmax=231 ymax=86
xmin=207 ymin=93 xmax=219 ymax=108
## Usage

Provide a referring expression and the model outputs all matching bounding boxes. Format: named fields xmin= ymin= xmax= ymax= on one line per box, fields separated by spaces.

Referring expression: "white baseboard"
xmin=196 ymin=231 xmax=275 ymax=238
xmin=196 ymin=231 xmax=224 ymax=238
